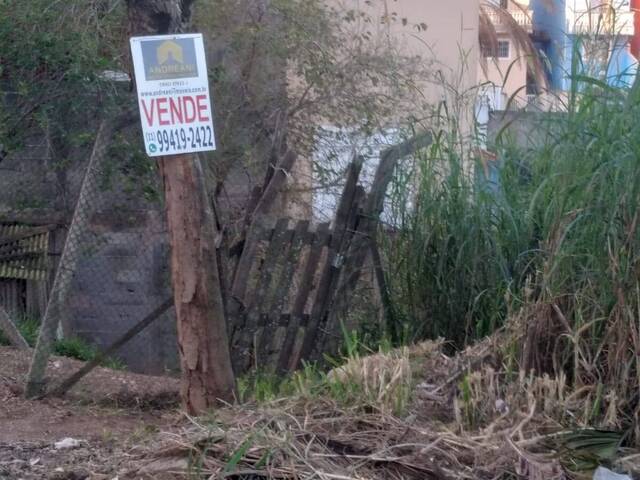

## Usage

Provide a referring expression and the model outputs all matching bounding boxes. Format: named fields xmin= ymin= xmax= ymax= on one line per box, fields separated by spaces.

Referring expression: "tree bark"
xmin=159 ymin=156 xmax=236 ymax=412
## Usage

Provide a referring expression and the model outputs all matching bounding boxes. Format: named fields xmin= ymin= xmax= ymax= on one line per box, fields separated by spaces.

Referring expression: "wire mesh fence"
xmin=0 ymin=118 xmax=178 ymax=394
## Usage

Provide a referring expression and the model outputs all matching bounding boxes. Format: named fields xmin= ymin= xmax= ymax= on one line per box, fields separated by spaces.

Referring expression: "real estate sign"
xmin=130 ymin=33 xmax=216 ymax=157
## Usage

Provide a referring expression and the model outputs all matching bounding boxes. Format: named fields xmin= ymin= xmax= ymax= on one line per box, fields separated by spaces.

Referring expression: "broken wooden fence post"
xmin=0 ymin=305 xmax=29 ymax=350
xmin=317 ymin=132 xmax=434 ymax=354
xmin=294 ymin=157 xmax=364 ymax=366
xmin=277 ymin=222 xmax=330 ymax=373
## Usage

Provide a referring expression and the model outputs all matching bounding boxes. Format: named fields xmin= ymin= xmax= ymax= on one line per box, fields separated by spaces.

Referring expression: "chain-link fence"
xmin=0 ymin=116 xmax=179 ymax=396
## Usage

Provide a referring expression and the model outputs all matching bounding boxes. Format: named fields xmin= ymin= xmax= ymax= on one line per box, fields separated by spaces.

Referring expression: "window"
xmin=482 ymin=40 xmax=510 ymax=58
xmin=499 ymin=0 xmax=508 ymax=8
xmin=497 ymin=40 xmax=510 ymax=58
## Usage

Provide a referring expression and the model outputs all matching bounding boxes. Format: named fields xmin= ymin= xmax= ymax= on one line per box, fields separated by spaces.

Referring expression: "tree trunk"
xmin=159 ymin=156 xmax=236 ymax=412
xmin=127 ymin=0 xmax=236 ymax=413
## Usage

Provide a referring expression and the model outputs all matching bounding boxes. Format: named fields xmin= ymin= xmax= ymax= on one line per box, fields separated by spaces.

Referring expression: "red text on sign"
xmin=141 ymin=94 xmax=210 ymax=127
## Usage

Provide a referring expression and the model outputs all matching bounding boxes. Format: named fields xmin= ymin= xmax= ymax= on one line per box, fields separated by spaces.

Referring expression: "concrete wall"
xmin=487 ymin=108 xmax=565 ymax=147
xmin=65 ymin=209 xmax=178 ymax=374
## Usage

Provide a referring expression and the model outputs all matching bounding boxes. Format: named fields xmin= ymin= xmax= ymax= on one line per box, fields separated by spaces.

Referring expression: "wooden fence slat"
xmin=316 ymin=186 xmax=366 ymax=356
xmin=230 ymin=150 xmax=297 ymax=301
xmin=267 ymin=220 xmax=310 ymax=315
xmin=233 ymin=218 xmax=290 ymax=372
xmin=316 ymin=132 xmax=434 ymax=355
xmin=227 ymin=221 xmax=274 ymax=341
xmin=229 ymin=219 xmax=274 ymax=304
xmin=250 ymin=219 xmax=294 ymax=368
xmin=279 ymin=223 xmax=331 ymax=373
xmin=295 ymin=158 xmax=363 ymax=367
xmin=258 ymin=220 xmax=309 ymax=369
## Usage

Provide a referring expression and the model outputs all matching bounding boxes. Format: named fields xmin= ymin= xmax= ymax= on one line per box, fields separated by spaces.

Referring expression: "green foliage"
xmin=384 ymin=125 xmax=524 ymax=346
xmin=53 ymin=336 xmax=99 ymax=362
xmin=195 ymin=0 xmax=430 ymax=192
xmin=550 ymin=429 xmax=623 ymax=472
xmin=0 ymin=0 xmax=125 ymax=153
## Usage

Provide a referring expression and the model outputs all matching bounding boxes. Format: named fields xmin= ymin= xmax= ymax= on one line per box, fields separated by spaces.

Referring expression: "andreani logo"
xmin=141 ymin=38 xmax=199 ymax=81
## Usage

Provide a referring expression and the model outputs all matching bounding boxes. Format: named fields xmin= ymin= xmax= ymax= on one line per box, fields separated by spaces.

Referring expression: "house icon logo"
xmin=157 ymin=40 xmax=184 ymax=65
xmin=141 ymin=38 xmax=199 ymax=81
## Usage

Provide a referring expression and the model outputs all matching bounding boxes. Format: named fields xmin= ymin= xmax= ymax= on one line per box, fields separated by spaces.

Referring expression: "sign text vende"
xmin=141 ymin=95 xmax=210 ymax=127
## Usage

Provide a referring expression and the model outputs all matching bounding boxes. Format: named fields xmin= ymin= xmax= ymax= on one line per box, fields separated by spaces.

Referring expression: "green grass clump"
xmin=0 ymin=314 xmax=125 ymax=370
xmin=236 ymin=328 xmax=413 ymax=415
xmin=0 ymin=315 xmax=40 ymax=347
xmin=54 ymin=336 xmax=126 ymax=370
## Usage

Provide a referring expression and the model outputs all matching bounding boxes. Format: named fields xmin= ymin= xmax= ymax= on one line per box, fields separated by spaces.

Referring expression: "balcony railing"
xmin=486 ymin=9 xmax=533 ymax=32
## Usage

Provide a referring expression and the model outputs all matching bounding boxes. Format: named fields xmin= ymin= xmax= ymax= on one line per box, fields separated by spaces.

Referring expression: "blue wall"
xmin=531 ymin=0 xmax=567 ymax=90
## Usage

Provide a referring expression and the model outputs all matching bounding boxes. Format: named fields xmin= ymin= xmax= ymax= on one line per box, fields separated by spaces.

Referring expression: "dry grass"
xmin=326 ymin=346 xmax=415 ymax=414
xmin=125 ymin=336 xmax=640 ymax=479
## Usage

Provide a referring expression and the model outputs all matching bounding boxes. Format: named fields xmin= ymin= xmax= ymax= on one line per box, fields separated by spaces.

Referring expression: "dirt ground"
xmin=0 ymin=346 xmax=181 ymax=479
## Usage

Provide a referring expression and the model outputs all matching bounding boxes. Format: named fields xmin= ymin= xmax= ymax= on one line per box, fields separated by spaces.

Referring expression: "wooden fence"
xmin=226 ymin=161 xmax=366 ymax=373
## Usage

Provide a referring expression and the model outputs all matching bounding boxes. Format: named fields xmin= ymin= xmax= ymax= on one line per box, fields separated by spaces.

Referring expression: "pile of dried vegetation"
xmin=130 ymin=336 xmax=640 ymax=479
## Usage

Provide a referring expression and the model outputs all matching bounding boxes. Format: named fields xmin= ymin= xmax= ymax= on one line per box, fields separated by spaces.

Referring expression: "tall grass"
xmin=383 ymin=73 xmax=640 ymax=437
xmin=384 ymin=126 xmax=528 ymax=345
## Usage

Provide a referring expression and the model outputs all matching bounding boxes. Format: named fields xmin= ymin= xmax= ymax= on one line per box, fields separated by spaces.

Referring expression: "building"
xmin=531 ymin=0 xmax=637 ymax=90
xmin=479 ymin=0 xmax=539 ymax=110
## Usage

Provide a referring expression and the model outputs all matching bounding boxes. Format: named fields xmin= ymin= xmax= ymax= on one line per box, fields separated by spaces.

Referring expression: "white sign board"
xmin=130 ymin=33 xmax=216 ymax=157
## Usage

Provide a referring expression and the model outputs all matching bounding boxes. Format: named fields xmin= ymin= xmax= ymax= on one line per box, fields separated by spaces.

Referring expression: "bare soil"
xmin=0 ymin=346 xmax=181 ymax=479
